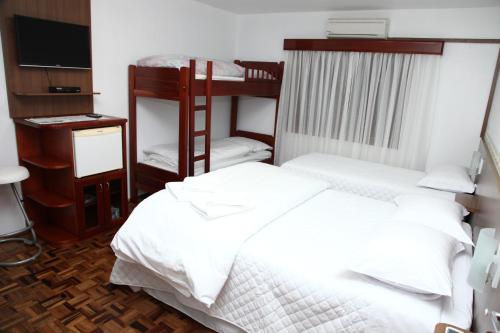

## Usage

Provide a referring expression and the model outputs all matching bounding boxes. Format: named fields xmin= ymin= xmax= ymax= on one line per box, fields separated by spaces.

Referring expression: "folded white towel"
xmin=191 ymin=194 xmax=254 ymax=219
xmin=167 ymin=181 xmax=213 ymax=201
xmin=166 ymin=180 xmax=253 ymax=219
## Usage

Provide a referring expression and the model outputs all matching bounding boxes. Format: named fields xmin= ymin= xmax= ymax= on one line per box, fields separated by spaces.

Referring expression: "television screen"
xmin=14 ymin=15 xmax=91 ymax=69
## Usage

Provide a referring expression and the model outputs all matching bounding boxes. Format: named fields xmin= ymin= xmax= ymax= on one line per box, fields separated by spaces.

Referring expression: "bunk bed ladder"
xmin=188 ymin=60 xmax=213 ymax=176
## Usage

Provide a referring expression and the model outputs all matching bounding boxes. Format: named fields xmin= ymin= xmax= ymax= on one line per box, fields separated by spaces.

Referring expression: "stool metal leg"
xmin=0 ymin=184 xmax=42 ymax=267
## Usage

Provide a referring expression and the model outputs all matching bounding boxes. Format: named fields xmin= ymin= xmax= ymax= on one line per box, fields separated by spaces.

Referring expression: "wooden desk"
xmin=14 ymin=116 xmax=128 ymax=246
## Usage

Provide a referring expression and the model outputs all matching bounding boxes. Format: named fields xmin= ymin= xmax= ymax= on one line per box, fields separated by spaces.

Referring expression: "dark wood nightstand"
xmin=435 ymin=323 xmax=473 ymax=333
xmin=455 ymin=193 xmax=479 ymax=214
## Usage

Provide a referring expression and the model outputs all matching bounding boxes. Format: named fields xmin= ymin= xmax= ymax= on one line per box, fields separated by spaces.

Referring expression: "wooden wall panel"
xmin=471 ymin=141 xmax=500 ymax=333
xmin=481 ymin=49 xmax=500 ymax=137
xmin=0 ymin=0 xmax=94 ymax=118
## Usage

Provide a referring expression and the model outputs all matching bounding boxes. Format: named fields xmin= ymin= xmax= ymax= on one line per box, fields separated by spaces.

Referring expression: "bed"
xmin=142 ymin=136 xmax=272 ymax=176
xmin=129 ymin=55 xmax=284 ymax=201
xmin=110 ymin=163 xmax=472 ymax=333
xmin=281 ymin=153 xmax=459 ymax=201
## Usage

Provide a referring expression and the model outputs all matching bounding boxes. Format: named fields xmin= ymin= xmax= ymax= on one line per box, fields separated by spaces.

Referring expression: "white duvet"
xmin=111 ymin=190 xmax=472 ymax=333
xmin=111 ymin=162 xmax=328 ymax=306
xmin=282 ymin=153 xmax=456 ymax=201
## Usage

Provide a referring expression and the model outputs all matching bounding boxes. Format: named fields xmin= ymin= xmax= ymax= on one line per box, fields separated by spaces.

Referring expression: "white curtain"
xmin=276 ymin=51 xmax=441 ymax=170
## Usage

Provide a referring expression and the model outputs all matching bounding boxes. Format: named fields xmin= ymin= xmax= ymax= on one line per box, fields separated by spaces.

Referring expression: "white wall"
xmin=91 ymin=0 xmax=238 ymax=158
xmin=427 ymin=43 xmax=499 ymax=169
xmin=236 ymin=8 xmax=500 ymax=60
xmin=235 ymin=7 xmax=500 ymax=169
xmin=0 ymin=0 xmax=238 ymax=233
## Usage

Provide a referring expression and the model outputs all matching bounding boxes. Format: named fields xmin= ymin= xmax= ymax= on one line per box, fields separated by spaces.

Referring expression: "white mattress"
xmin=195 ymin=74 xmax=244 ymax=82
xmin=282 ymin=153 xmax=456 ymax=201
xmin=143 ymin=150 xmax=272 ymax=175
xmin=137 ymin=55 xmax=246 ymax=81
xmin=111 ymin=190 xmax=472 ymax=333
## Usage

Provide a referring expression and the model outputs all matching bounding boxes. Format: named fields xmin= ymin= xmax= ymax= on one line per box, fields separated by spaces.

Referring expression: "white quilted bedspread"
xmin=281 ymin=153 xmax=455 ymax=202
xmin=111 ymin=190 xmax=472 ymax=333
xmin=111 ymin=162 xmax=328 ymax=306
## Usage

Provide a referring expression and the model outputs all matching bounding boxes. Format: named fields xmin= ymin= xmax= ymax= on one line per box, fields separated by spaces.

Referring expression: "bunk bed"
xmin=129 ymin=57 xmax=284 ymax=202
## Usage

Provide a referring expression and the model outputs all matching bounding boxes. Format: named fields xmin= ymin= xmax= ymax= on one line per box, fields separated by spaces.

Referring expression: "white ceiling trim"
xmin=193 ymin=0 xmax=500 ymax=14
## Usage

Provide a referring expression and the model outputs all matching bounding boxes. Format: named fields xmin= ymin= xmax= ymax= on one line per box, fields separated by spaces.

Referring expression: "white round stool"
xmin=0 ymin=166 xmax=42 ymax=266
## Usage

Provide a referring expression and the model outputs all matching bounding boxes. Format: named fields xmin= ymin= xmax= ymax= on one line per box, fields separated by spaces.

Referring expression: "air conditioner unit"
xmin=326 ymin=19 xmax=389 ymax=39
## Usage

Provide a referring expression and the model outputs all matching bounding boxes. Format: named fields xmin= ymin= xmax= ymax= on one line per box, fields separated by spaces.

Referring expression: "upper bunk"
xmin=129 ymin=56 xmax=284 ymax=99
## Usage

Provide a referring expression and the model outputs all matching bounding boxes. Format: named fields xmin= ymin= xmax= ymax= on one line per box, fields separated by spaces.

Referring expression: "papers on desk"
xmin=25 ymin=115 xmax=106 ymax=125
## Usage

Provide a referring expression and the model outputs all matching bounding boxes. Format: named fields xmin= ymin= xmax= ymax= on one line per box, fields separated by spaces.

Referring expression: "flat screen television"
xmin=14 ymin=15 xmax=91 ymax=69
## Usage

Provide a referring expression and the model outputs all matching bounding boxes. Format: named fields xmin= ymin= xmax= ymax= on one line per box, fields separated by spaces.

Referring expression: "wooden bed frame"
xmin=129 ymin=59 xmax=285 ymax=202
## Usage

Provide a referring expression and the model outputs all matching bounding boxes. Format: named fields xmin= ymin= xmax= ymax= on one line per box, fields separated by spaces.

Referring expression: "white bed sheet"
xmin=142 ymin=150 xmax=272 ymax=175
xmin=111 ymin=190 xmax=472 ymax=333
xmin=282 ymin=153 xmax=456 ymax=201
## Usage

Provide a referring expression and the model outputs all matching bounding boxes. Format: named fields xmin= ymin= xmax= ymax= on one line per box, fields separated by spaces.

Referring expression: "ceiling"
xmin=194 ymin=0 xmax=500 ymax=14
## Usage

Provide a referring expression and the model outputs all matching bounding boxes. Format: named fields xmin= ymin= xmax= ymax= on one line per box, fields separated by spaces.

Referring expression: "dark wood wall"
xmin=471 ymin=142 xmax=500 ymax=333
xmin=0 ymin=0 xmax=94 ymax=118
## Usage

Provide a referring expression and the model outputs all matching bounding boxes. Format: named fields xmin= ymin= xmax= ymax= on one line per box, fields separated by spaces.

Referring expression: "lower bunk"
xmin=133 ymin=136 xmax=273 ymax=196
xmin=112 ymin=163 xmax=473 ymax=333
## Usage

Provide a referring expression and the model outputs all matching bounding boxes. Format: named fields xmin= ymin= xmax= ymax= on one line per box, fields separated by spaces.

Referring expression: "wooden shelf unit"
xmin=26 ymin=189 xmax=74 ymax=208
xmin=35 ymin=221 xmax=79 ymax=246
xmin=21 ymin=156 xmax=72 ymax=170
xmin=15 ymin=116 xmax=128 ymax=246
xmin=0 ymin=0 xmax=121 ymax=246
xmin=0 ymin=0 xmax=95 ymax=118
xmin=13 ymin=92 xmax=101 ymax=97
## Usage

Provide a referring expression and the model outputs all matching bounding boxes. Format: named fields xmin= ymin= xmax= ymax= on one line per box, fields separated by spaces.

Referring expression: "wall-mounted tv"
xmin=14 ymin=15 xmax=91 ymax=70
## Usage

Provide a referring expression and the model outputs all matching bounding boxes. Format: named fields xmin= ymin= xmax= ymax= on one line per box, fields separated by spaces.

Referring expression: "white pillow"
xmin=350 ymin=222 xmax=458 ymax=297
xmin=418 ymin=165 xmax=475 ymax=193
xmin=226 ymin=136 xmax=272 ymax=152
xmin=392 ymin=194 xmax=473 ymax=245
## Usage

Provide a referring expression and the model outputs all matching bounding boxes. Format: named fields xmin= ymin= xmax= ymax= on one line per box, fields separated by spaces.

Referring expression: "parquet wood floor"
xmin=0 ymin=230 xmax=214 ymax=333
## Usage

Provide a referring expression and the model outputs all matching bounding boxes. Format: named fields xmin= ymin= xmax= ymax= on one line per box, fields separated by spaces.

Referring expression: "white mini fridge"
xmin=73 ymin=126 xmax=123 ymax=178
